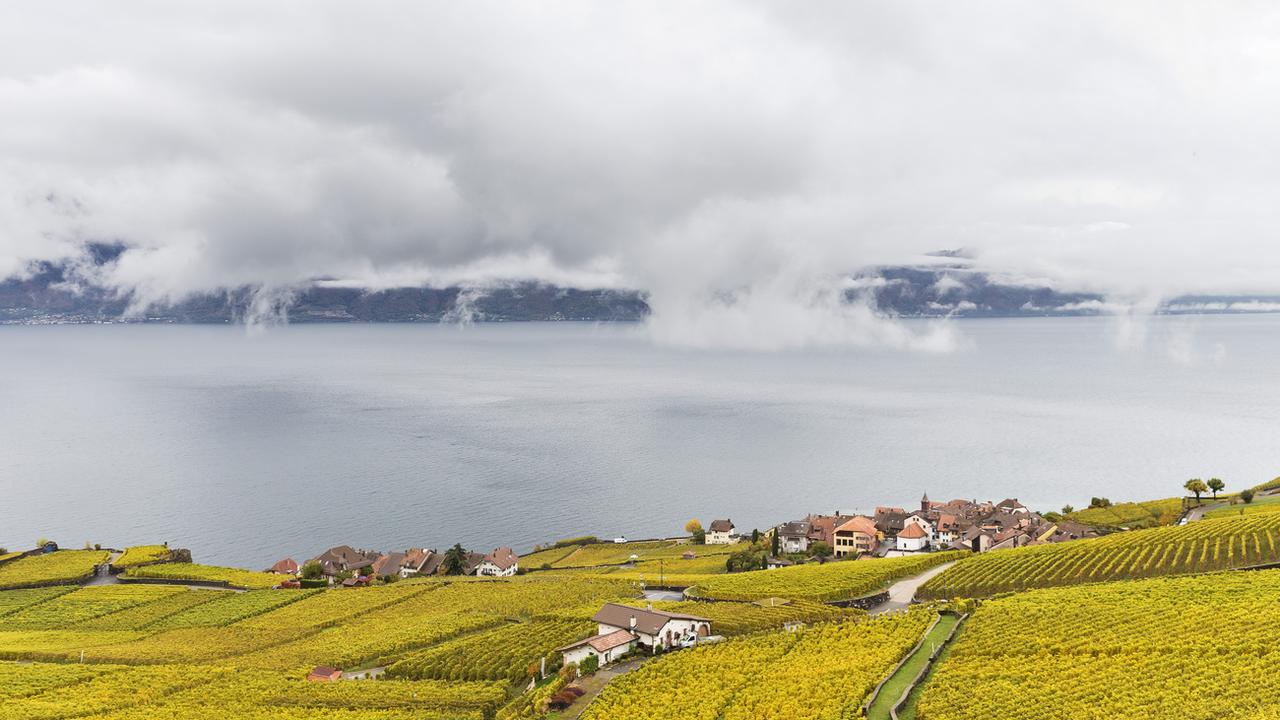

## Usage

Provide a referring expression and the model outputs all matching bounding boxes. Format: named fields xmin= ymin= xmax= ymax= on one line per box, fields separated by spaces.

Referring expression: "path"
xmin=83 ymin=551 xmax=123 ymax=586
xmin=561 ymin=657 xmax=649 ymax=719
xmin=1183 ymin=502 xmax=1224 ymax=523
xmin=869 ymin=562 xmax=956 ymax=616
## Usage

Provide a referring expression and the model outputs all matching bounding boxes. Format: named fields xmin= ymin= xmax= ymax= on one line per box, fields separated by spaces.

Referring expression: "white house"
xmin=902 ymin=514 xmax=933 ymax=537
xmin=706 ymin=519 xmax=736 ymax=545
xmin=592 ymin=603 xmax=712 ymax=651
xmin=557 ymin=628 xmax=637 ymax=669
xmin=775 ymin=521 xmax=811 ymax=554
xmin=896 ymin=523 xmax=930 ymax=552
xmin=474 ymin=547 xmax=519 ymax=577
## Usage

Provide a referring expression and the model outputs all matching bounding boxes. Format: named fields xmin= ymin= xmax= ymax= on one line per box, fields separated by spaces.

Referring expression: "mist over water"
xmin=2 ymin=316 xmax=1278 ymax=569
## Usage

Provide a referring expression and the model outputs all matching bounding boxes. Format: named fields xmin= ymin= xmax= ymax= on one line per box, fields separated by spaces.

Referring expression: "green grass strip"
xmin=866 ymin=614 xmax=959 ymax=720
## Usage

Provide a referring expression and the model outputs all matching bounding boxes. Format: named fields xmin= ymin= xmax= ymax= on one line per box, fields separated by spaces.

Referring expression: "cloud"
xmin=5 ymin=2 xmax=1280 ymax=347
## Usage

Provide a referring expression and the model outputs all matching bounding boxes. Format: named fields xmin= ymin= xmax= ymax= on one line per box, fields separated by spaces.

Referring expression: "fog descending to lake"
xmin=2 ymin=317 xmax=1278 ymax=568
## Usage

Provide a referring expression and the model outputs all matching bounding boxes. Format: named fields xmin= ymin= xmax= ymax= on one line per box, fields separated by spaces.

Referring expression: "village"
xmin=259 ymin=491 xmax=1100 ymax=682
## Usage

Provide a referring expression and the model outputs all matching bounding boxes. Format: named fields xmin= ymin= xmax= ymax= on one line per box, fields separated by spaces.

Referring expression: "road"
xmin=869 ymin=561 xmax=957 ymax=616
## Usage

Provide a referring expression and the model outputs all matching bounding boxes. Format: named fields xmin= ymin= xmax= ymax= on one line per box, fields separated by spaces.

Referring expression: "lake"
xmin=2 ymin=316 xmax=1278 ymax=568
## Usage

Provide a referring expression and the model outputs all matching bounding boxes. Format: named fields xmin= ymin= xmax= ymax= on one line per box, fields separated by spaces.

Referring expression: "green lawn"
xmin=866 ymin=613 xmax=959 ymax=720
xmin=1205 ymin=493 xmax=1280 ymax=519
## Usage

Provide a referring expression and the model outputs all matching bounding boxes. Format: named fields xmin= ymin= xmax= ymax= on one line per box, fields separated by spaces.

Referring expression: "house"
xmin=593 ymin=603 xmax=711 ymax=651
xmin=996 ymin=498 xmax=1030 ymax=515
xmin=371 ymin=551 xmax=406 ymax=578
xmin=765 ymin=556 xmax=795 ymax=569
xmin=805 ymin=513 xmax=852 ymax=547
xmin=267 ymin=557 xmax=299 ymax=575
xmin=832 ymin=516 xmax=878 ymax=558
xmin=682 ymin=551 xmax=697 ymax=560
xmin=462 ymin=551 xmax=488 ymax=576
xmin=955 ymin=526 xmax=994 ymax=553
xmin=557 ymin=628 xmax=637 ymax=669
xmin=903 ymin=514 xmax=933 ymax=536
xmin=706 ymin=519 xmax=736 ymax=545
xmin=874 ymin=507 xmax=909 ymax=537
xmin=40 ymin=541 xmax=59 ymax=554
xmin=400 ymin=548 xmax=441 ymax=577
xmin=896 ymin=523 xmax=930 ymax=552
xmin=311 ymin=546 xmax=380 ymax=580
xmin=933 ymin=514 xmax=961 ymax=547
xmin=306 ymin=666 xmax=342 ymax=682
xmin=340 ymin=576 xmax=370 ymax=588
xmin=474 ymin=547 xmax=520 ymax=577
xmin=775 ymin=521 xmax=812 ymax=554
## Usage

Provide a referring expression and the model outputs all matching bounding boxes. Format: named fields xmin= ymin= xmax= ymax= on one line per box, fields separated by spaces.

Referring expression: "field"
xmin=527 ymin=540 xmax=737 ymax=570
xmin=0 ymin=572 xmax=642 ymax=717
xmin=1065 ymin=497 xmax=1182 ymax=529
xmin=915 ymin=569 xmax=1280 ymax=720
xmin=121 ymin=563 xmax=282 ymax=589
xmin=113 ymin=545 xmax=172 ymax=568
xmin=918 ymin=513 xmax=1280 ymax=599
xmin=688 ymin=552 xmax=966 ymax=602
xmin=582 ymin=608 xmax=935 ymax=720
xmin=1206 ymin=493 xmax=1280 ymax=520
xmin=0 ymin=550 xmax=108 ymax=589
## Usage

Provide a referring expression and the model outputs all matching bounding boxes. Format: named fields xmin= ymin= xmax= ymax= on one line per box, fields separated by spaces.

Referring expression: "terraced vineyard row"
xmin=582 ymin=609 xmax=935 ymax=720
xmin=916 ymin=570 xmax=1280 ymax=720
xmin=0 ymin=550 xmax=108 ymax=589
xmin=919 ymin=513 xmax=1280 ymax=599
xmin=122 ymin=562 xmax=284 ymax=589
xmin=386 ymin=618 xmax=595 ymax=683
xmin=689 ymin=551 xmax=967 ymax=602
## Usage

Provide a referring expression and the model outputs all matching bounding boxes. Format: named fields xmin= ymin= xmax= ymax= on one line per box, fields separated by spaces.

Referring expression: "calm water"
xmin=2 ymin=316 xmax=1279 ymax=568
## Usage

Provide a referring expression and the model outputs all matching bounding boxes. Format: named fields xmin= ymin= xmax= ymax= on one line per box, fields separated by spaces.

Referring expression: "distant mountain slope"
xmin=1 ymin=246 xmax=1277 ymax=324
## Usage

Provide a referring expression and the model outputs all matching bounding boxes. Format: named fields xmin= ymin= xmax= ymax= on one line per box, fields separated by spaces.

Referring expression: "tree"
xmin=1089 ymin=497 xmax=1111 ymax=509
xmin=1242 ymin=488 xmax=1255 ymax=504
xmin=1061 ymin=505 xmax=1074 ymax=515
xmin=300 ymin=561 xmax=323 ymax=580
xmin=751 ymin=528 xmax=760 ymax=544
xmin=684 ymin=519 xmax=705 ymax=544
xmin=771 ymin=532 xmax=780 ymax=557
xmin=1207 ymin=478 xmax=1225 ymax=499
xmin=809 ymin=541 xmax=832 ymax=558
xmin=1185 ymin=478 xmax=1208 ymax=503
xmin=442 ymin=543 xmax=469 ymax=575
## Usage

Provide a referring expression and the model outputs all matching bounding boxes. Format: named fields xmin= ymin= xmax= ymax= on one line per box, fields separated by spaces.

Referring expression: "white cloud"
xmin=5 ymin=2 xmax=1280 ymax=346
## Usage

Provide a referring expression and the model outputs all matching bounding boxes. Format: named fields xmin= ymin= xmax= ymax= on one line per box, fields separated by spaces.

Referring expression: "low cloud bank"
xmin=7 ymin=2 xmax=1280 ymax=349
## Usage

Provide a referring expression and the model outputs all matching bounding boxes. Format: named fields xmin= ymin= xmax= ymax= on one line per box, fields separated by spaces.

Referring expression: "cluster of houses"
xmin=269 ymin=544 xmax=520 ymax=586
xmin=776 ymin=493 xmax=1097 ymax=558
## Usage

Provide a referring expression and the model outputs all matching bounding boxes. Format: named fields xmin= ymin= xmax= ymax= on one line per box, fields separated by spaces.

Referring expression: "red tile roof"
xmin=898 ymin=524 xmax=928 ymax=539
xmin=483 ymin=547 xmax=519 ymax=571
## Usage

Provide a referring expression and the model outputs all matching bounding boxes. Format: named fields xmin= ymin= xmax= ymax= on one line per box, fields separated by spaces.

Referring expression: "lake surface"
xmin=2 ymin=316 xmax=1279 ymax=568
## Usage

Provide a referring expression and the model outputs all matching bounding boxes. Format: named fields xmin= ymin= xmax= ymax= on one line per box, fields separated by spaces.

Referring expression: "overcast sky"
xmin=4 ymin=2 xmax=1280 ymax=346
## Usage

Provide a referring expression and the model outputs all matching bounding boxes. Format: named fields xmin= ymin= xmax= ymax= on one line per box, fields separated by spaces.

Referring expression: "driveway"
xmin=561 ymin=657 xmax=650 ymax=719
xmin=869 ymin=561 xmax=957 ymax=616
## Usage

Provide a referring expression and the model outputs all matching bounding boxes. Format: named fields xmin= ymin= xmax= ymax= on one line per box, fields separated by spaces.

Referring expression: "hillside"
xmin=7 ymin=244 xmax=1280 ymax=324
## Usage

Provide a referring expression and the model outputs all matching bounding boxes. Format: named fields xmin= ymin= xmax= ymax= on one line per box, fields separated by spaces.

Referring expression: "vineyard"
xmin=688 ymin=552 xmax=966 ymax=601
xmin=386 ymin=619 xmax=596 ymax=683
xmin=557 ymin=598 xmax=863 ymax=636
xmin=581 ymin=608 xmax=935 ymax=720
xmin=0 ymin=571 xmax=642 ymax=717
xmin=113 ymin=545 xmax=172 ymax=568
xmin=1065 ymin=497 xmax=1181 ymax=529
xmin=0 ymin=550 xmax=108 ymax=588
xmin=526 ymin=540 xmax=737 ymax=570
xmin=918 ymin=512 xmax=1280 ymax=599
xmin=915 ymin=569 xmax=1280 ymax=720
xmin=121 ymin=562 xmax=283 ymax=589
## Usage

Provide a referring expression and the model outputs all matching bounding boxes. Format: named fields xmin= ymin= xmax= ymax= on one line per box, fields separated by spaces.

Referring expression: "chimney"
xmin=646 ymin=602 xmax=653 ymax=611
xmin=629 ymin=616 xmax=637 ymax=631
